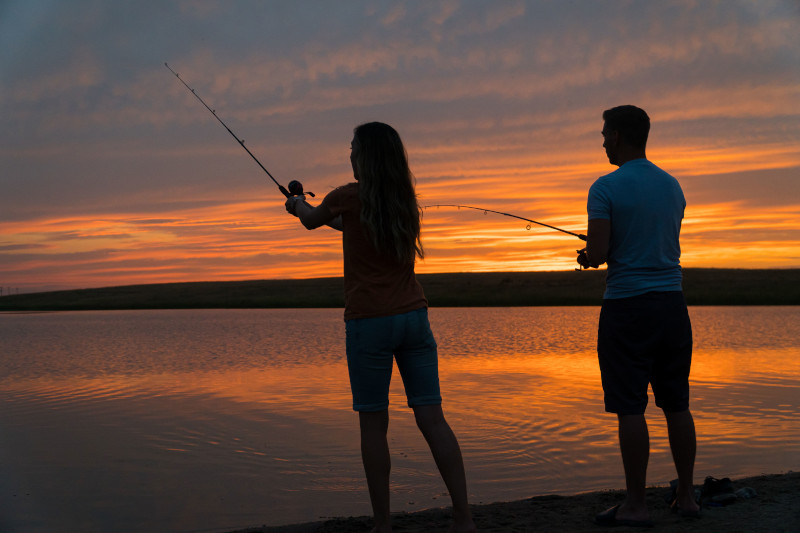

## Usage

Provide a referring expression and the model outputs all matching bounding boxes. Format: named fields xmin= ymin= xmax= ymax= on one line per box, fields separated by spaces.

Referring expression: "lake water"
xmin=0 ymin=307 xmax=798 ymax=532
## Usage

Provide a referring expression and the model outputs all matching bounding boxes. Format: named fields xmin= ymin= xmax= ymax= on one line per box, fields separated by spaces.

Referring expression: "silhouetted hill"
xmin=1 ymin=269 xmax=797 ymax=311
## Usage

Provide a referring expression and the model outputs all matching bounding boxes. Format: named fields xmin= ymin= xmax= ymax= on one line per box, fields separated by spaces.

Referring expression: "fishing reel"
xmin=575 ymin=247 xmax=587 ymax=271
xmin=288 ymin=180 xmax=315 ymax=197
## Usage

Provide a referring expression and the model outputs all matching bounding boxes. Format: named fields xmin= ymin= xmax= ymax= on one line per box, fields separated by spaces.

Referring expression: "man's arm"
xmin=577 ymin=218 xmax=610 ymax=268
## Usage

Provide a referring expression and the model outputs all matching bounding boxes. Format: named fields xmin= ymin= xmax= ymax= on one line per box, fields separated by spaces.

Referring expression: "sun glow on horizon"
xmin=3 ymin=143 xmax=798 ymax=292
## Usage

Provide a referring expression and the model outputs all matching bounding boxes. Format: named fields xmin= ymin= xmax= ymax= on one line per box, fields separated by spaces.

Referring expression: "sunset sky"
xmin=2 ymin=0 xmax=799 ymax=293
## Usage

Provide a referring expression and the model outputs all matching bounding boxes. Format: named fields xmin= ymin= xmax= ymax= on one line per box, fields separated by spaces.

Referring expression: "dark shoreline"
xmin=231 ymin=472 xmax=799 ymax=532
xmin=1 ymin=268 xmax=798 ymax=311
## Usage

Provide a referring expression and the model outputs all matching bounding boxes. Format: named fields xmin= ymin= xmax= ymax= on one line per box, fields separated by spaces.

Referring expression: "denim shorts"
xmin=345 ymin=307 xmax=442 ymax=412
xmin=598 ymin=291 xmax=693 ymax=415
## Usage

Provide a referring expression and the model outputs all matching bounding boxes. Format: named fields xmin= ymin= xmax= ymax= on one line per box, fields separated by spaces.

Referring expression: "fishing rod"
xmin=164 ymin=62 xmax=312 ymax=198
xmin=425 ymin=204 xmax=587 ymax=241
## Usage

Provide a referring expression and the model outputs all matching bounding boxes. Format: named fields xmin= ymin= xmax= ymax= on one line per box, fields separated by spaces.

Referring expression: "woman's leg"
xmin=360 ymin=409 xmax=392 ymax=533
xmin=346 ymin=315 xmax=396 ymax=530
xmin=413 ymin=404 xmax=476 ymax=532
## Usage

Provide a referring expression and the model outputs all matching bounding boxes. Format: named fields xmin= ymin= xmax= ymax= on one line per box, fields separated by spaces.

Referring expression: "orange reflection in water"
xmin=8 ymin=328 xmax=795 ymax=475
xmin=1 ymin=307 xmax=797 ymax=532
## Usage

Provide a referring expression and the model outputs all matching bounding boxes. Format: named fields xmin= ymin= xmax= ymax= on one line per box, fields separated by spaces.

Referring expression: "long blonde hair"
xmin=352 ymin=122 xmax=424 ymax=262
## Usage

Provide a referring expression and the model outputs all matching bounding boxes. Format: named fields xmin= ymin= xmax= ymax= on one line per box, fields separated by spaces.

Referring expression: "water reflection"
xmin=0 ymin=307 xmax=798 ymax=532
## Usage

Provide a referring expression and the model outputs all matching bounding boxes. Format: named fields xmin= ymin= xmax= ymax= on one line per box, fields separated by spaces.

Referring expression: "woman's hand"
xmin=285 ymin=194 xmax=306 ymax=216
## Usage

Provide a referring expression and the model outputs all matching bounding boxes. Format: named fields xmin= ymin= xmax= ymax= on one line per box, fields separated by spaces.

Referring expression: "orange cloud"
xmin=3 ymin=142 xmax=799 ymax=291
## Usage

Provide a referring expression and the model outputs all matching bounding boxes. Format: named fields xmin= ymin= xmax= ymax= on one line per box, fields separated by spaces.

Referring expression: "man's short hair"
xmin=602 ymin=105 xmax=650 ymax=149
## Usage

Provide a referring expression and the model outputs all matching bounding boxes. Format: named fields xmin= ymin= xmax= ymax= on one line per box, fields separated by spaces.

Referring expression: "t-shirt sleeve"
xmin=320 ymin=185 xmax=348 ymax=217
xmin=587 ymin=179 xmax=611 ymax=220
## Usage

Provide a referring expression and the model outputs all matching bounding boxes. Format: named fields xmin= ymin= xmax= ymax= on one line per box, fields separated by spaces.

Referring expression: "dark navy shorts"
xmin=598 ymin=291 xmax=692 ymax=415
xmin=345 ymin=307 xmax=442 ymax=412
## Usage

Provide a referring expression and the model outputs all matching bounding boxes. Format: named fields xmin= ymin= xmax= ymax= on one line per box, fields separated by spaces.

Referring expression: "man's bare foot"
xmin=672 ymin=490 xmax=701 ymax=518
xmin=595 ymin=503 xmax=654 ymax=527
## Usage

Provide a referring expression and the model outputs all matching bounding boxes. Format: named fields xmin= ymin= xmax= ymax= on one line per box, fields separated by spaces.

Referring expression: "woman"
xmin=285 ymin=122 xmax=476 ymax=533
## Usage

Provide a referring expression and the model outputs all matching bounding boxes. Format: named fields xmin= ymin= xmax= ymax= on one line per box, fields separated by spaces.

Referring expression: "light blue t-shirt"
xmin=587 ymin=158 xmax=685 ymax=299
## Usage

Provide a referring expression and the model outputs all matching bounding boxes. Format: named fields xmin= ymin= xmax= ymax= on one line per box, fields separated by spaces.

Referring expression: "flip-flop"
xmin=701 ymin=476 xmax=735 ymax=503
xmin=595 ymin=504 xmax=655 ymax=528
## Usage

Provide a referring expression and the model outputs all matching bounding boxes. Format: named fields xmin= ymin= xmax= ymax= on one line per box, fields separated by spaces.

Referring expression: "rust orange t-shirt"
xmin=321 ymin=182 xmax=427 ymax=320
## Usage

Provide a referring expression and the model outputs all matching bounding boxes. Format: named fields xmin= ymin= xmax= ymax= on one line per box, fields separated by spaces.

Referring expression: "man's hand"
xmin=577 ymin=248 xmax=591 ymax=269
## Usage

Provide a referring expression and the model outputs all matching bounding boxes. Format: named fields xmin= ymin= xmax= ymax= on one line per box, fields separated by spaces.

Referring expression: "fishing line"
xmin=165 ymin=62 xmax=312 ymax=198
xmin=425 ymin=204 xmax=587 ymax=241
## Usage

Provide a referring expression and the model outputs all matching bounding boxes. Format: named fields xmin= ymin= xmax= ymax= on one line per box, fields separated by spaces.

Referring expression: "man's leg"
xmin=359 ymin=410 xmax=392 ymax=533
xmin=664 ymin=409 xmax=700 ymax=512
xmin=616 ymin=413 xmax=651 ymax=521
xmin=413 ymin=404 xmax=476 ymax=533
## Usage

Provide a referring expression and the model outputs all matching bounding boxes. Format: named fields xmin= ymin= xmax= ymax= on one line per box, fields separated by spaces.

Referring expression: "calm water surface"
xmin=0 ymin=307 xmax=798 ymax=532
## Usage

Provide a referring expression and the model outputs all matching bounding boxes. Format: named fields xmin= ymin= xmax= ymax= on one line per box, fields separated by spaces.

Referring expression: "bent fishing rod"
xmin=425 ymin=204 xmax=586 ymax=241
xmin=165 ymin=62 xmax=312 ymax=198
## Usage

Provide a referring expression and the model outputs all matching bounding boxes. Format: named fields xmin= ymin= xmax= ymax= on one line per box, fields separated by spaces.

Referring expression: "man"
xmin=578 ymin=105 xmax=700 ymax=526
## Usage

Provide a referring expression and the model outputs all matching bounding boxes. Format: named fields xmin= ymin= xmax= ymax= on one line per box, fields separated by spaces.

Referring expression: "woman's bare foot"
xmin=449 ymin=519 xmax=477 ymax=533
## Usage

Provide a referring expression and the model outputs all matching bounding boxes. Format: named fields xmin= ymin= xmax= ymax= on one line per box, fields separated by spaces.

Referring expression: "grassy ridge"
xmin=0 ymin=269 xmax=798 ymax=311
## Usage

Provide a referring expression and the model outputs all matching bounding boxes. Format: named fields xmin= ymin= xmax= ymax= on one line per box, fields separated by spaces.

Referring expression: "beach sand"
xmin=230 ymin=472 xmax=798 ymax=532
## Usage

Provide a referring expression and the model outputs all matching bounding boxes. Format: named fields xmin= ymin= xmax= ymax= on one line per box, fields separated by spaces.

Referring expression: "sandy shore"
xmin=230 ymin=472 xmax=798 ymax=532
